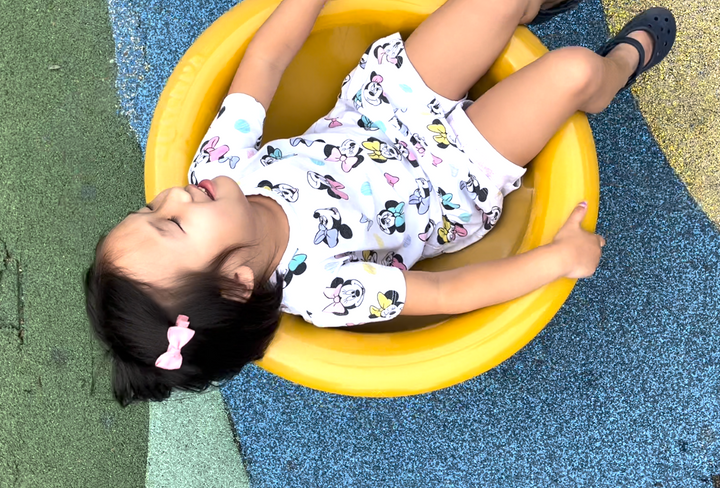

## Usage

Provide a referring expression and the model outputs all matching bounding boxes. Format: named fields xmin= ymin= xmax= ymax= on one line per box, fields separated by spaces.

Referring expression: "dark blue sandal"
xmin=529 ymin=0 xmax=581 ymax=25
xmin=596 ymin=7 xmax=676 ymax=89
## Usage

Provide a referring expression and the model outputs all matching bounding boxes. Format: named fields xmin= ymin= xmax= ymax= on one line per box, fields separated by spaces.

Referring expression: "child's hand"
xmin=551 ymin=202 xmax=606 ymax=279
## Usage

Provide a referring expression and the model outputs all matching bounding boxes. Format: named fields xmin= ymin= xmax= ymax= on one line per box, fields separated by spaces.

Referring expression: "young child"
xmin=85 ymin=0 xmax=675 ymax=404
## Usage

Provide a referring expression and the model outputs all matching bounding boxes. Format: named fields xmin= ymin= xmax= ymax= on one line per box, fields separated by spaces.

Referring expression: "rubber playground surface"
xmin=1 ymin=0 xmax=718 ymax=486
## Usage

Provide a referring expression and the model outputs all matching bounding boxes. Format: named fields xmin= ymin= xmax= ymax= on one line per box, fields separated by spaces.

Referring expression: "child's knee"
xmin=545 ymin=47 xmax=604 ymax=103
xmin=518 ymin=0 xmax=551 ymax=24
xmin=492 ymin=0 xmax=535 ymax=25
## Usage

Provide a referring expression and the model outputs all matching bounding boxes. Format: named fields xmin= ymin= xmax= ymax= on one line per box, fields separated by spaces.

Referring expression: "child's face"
xmin=104 ymin=176 xmax=251 ymax=288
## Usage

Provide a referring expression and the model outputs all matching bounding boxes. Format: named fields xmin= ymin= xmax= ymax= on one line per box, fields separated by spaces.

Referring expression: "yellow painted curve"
xmin=602 ymin=0 xmax=720 ymax=223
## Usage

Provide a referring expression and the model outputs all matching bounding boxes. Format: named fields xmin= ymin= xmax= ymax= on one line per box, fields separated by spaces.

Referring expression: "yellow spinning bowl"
xmin=146 ymin=0 xmax=599 ymax=396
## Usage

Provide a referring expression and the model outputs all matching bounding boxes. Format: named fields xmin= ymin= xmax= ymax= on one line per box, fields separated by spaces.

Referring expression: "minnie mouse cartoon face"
xmin=257 ymin=180 xmax=299 ymax=203
xmin=437 ymin=215 xmax=468 ymax=245
xmin=323 ymin=277 xmax=366 ymax=315
xmin=362 ymin=137 xmax=401 ymax=164
xmin=460 ymin=172 xmax=489 ymax=204
xmin=394 ymin=139 xmax=418 ymax=167
xmin=427 ymin=98 xmax=443 ymax=116
xmin=478 ymin=205 xmax=502 ymax=230
xmin=362 ymin=250 xmax=378 ymax=263
xmin=313 ymin=207 xmax=353 ymax=248
xmin=307 ymin=171 xmax=349 ymax=200
xmin=323 ymin=139 xmax=364 ymax=173
xmin=377 ymin=200 xmax=406 ymax=235
xmin=382 ymin=252 xmax=407 ymax=271
xmin=410 ymin=133 xmax=427 ymax=156
xmin=363 ymin=72 xmax=389 ymax=107
xmin=373 ymin=40 xmax=405 ymax=68
xmin=369 ymin=290 xmax=403 ymax=320
xmin=260 ymin=145 xmax=284 ymax=166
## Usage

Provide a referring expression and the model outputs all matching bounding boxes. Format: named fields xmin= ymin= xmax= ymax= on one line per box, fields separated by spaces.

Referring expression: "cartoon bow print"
xmin=325 ymin=147 xmax=360 ymax=173
xmin=268 ymin=147 xmax=283 ymax=160
xmin=440 ymin=190 xmax=460 ymax=210
xmin=361 ymin=139 xmax=385 ymax=162
xmin=314 ymin=223 xmax=340 ymax=248
xmin=439 ymin=218 xmax=468 ymax=243
xmin=427 ymin=120 xmax=455 ymax=148
xmin=409 ymin=190 xmax=431 ymax=215
xmin=369 ymin=292 xmax=399 ymax=319
xmin=327 ymin=179 xmax=349 ymax=200
xmin=325 ymin=116 xmax=342 ymax=128
xmin=388 ymin=202 xmax=405 ymax=228
xmin=377 ymin=47 xmax=398 ymax=65
xmin=323 ymin=284 xmax=347 ymax=314
xmin=205 ymin=136 xmax=229 ymax=162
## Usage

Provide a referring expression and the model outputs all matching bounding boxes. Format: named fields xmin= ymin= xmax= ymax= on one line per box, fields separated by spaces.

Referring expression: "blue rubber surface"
xmin=109 ymin=0 xmax=720 ymax=485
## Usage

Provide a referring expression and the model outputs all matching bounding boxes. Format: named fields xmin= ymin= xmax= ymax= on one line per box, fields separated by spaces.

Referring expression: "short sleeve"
xmin=188 ymin=93 xmax=266 ymax=184
xmin=303 ymin=262 xmax=407 ymax=328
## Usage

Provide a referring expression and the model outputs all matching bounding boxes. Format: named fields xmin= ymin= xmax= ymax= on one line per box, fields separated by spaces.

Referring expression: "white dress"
xmin=190 ymin=33 xmax=525 ymax=327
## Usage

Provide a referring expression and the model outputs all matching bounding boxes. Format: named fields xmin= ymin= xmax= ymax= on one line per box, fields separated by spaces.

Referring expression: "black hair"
xmin=85 ymin=243 xmax=283 ymax=406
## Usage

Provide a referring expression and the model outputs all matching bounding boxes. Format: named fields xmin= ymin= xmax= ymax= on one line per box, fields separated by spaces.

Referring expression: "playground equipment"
xmin=145 ymin=0 xmax=599 ymax=396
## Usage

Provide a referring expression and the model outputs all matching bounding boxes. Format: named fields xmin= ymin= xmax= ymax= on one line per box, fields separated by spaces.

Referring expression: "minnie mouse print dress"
xmin=189 ymin=33 xmax=525 ymax=327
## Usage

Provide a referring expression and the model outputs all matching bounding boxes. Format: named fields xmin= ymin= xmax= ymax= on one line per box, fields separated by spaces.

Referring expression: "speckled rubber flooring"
xmin=108 ymin=0 xmax=720 ymax=486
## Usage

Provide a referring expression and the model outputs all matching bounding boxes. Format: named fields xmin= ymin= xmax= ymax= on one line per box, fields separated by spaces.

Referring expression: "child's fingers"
xmin=566 ymin=201 xmax=588 ymax=226
xmin=598 ymin=235 xmax=606 ymax=247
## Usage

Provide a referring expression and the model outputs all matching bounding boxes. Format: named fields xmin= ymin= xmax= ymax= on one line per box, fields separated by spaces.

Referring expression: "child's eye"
xmin=169 ymin=216 xmax=183 ymax=231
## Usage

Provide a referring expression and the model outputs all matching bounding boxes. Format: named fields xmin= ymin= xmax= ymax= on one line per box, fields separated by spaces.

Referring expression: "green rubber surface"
xmin=147 ymin=389 xmax=249 ymax=488
xmin=0 ymin=0 xmax=148 ymax=485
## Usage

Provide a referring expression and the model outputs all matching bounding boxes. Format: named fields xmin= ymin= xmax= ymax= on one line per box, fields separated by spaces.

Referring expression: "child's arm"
xmin=228 ymin=0 xmax=327 ymax=110
xmin=401 ymin=203 xmax=605 ymax=315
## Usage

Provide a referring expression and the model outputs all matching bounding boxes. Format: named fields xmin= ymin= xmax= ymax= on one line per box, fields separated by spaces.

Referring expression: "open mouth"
xmin=197 ymin=180 xmax=216 ymax=200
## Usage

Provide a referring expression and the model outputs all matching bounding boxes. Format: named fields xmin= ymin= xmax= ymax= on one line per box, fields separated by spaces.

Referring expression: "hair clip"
xmin=155 ymin=314 xmax=194 ymax=370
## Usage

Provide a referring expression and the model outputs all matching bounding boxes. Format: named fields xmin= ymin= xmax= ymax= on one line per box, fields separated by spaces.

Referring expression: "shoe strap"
xmin=597 ymin=37 xmax=646 ymax=89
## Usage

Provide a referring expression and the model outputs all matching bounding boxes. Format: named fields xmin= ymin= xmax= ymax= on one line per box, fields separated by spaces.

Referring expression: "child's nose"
xmin=165 ymin=186 xmax=192 ymax=202
xmin=157 ymin=186 xmax=192 ymax=211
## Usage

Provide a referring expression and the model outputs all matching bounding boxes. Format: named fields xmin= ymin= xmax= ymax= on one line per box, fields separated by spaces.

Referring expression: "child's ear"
xmin=222 ymin=266 xmax=254 ymax=302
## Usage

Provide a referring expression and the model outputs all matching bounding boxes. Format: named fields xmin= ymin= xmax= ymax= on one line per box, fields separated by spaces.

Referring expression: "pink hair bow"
xmin=155 ymin=314 xmax=195 ymax=371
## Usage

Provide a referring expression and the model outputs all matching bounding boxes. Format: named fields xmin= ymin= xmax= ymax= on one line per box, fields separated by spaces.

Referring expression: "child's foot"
xmin=605 ymin=30 xmax=655 ymax=80
xmin=595 ymin=7 xmax=676 ymax=89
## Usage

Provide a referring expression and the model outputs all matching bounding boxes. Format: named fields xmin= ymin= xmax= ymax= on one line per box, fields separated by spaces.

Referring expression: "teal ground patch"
xmin=147 ymin=390 xmax=248 ymax=487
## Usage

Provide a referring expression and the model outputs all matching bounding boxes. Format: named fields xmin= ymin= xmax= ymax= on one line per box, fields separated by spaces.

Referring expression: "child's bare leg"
xmin=465 ymin=30 xmax=654 ymax=166
xmin=404 ymin=0 xmax=564 ymax=101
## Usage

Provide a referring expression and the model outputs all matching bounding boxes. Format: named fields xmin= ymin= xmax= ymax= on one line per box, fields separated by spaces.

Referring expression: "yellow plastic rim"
xmin=146 ymin=0 xmax=599 ymax=397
